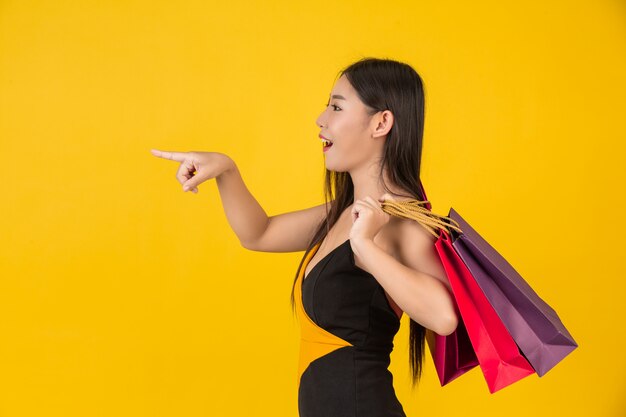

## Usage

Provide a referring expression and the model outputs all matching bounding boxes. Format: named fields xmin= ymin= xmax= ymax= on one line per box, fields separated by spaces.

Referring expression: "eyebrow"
xmin=330 ymin=94 xmax=346 ymax=100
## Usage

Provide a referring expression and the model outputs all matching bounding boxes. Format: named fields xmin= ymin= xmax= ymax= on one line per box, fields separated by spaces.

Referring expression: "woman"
xmin=151 ymin=57 xmax=458 ymax=417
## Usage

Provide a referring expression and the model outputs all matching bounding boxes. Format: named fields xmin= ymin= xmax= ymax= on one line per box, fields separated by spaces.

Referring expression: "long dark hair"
xmin=290 ymin=57 xmax=429 ymax=388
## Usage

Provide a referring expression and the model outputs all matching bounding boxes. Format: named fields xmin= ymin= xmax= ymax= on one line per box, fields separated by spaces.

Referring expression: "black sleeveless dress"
xmin=294 ymin=238 xmax=407 ymax=417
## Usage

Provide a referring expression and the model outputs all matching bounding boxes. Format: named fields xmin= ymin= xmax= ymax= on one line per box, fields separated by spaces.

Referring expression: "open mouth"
xmin=321 ymin=138 xmax=333 ymax=150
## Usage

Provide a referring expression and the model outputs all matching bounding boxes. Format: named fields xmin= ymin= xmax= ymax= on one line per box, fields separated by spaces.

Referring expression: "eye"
xmin=324 ymin=101 xmax=341 ymax=111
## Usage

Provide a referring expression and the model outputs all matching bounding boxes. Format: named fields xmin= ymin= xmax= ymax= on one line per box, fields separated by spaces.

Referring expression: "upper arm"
xmin=243 ymin=202 xmax=330 ymax=253
xmin=395 ymin=220 xmax=458 ymax=335
xmin=395 ymin=220 xmax=451 ymax=290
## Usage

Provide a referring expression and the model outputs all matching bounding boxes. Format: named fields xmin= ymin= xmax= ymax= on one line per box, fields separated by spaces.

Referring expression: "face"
xmin=315 ymin=74 xmax=392 ymax=172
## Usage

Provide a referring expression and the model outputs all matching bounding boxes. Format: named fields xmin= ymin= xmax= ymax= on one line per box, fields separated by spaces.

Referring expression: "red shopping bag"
xmin=435 ymin=227 xmax=536 ymax=393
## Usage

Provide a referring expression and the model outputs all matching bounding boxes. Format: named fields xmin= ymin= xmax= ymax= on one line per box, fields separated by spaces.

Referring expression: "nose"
xmin=316 ymin=109 xmax=326 ymax=128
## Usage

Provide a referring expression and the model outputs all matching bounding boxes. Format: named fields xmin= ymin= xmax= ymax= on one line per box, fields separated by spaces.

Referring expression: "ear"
xmin=372 ymin=110 xmax=394 ymax=138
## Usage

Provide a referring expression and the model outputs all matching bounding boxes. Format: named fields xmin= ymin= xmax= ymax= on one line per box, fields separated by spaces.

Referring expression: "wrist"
xmin=350 ymin=236 xmax=376 ymax=259
xmin=217 ymin=155 xmax=237 ymax=179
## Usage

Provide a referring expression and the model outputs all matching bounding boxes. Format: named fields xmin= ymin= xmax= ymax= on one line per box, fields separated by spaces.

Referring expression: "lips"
xmin=319 ymin=134 xmax=333 ymax=147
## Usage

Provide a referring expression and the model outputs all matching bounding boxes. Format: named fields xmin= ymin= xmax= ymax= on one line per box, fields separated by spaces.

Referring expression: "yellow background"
xmin=1 ymin=0 xmax=624 ymax=416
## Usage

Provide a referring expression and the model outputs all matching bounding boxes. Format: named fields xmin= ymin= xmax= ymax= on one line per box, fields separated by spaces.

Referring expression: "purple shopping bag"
xmin=447 ymin=208 xmax=578 ymax=376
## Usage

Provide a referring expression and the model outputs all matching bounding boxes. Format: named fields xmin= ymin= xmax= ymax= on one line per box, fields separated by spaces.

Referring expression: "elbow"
xmin=240 ymin=238 xmax=257 ymax=251
xmin=434 ymin=309 xmax=458 ymax=337
xmin=432 ymin=282 xmax=459 ymax=336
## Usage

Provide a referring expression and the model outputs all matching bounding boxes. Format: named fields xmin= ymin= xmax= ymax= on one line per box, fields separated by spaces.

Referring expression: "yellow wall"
xmin=1 ymin=0 xmax=624 ymax=416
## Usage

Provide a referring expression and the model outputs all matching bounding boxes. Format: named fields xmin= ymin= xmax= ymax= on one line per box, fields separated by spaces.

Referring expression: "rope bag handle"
xmin=378 ymin=179 xmax=464 ymax=239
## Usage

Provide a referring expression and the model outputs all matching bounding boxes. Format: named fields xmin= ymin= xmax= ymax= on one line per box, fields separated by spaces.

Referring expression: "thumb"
xmin=182 ymin=179 xmax=200 ymax=193
xmin=378 ymin=193 xmax=395 ymax=202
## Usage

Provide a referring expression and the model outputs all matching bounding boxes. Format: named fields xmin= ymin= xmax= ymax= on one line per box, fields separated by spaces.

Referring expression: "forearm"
xmin=351 ymin=238 xmax=458 ymax=335
xmin=214 ymin=160 xmax=270 ymax=247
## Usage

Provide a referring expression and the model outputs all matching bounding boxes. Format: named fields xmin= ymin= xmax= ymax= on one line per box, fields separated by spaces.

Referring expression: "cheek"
xmin=329 ymin=120 xmax=369 ymax=157
xmin=340 ymin=128 xmax=369 ymax=152
xmin=331 ymin=136 xmax=368 ymax=164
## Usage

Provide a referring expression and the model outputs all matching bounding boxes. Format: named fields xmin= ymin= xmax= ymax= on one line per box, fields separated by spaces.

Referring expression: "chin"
xmin=324 ymin=156 xmax=354 ymax=173
xmin=324 ymin=159 xmax=343 ymax=172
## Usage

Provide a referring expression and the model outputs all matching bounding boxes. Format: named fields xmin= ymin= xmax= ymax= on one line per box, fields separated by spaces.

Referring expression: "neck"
xmin=348 ymin=161 xmax=409 ymax=202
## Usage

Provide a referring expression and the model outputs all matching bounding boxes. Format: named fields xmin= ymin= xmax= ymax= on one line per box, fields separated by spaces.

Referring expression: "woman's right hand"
xmin=150 ymin=149 xmax=234 ymax=193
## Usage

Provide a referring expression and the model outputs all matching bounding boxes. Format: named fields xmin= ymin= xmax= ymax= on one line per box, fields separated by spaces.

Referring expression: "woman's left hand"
xmin=349 ymin=193 xmax=395 ymax=243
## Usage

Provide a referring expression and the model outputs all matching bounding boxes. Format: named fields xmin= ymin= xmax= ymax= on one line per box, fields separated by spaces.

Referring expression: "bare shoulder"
xmin=390 ymin=216 xmax=450 ymax=288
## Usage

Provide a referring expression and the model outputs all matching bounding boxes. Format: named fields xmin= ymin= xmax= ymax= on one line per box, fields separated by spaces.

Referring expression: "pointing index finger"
xmin=150 ymin=149 xmax=187 ymax=162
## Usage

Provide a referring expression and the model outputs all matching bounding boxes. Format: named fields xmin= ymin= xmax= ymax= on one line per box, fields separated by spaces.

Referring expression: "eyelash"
xmin=326 ymin=103 xmax=341 ymax=111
